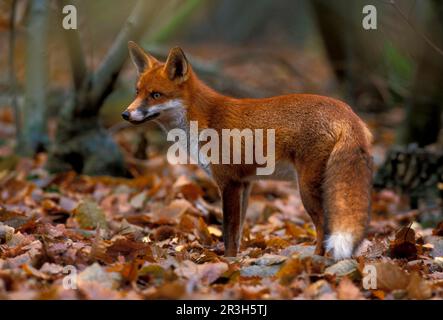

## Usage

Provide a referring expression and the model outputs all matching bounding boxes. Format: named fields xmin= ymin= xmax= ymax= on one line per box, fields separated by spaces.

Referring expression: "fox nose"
xmin=121 ymin=111 xmax=130 ymax=120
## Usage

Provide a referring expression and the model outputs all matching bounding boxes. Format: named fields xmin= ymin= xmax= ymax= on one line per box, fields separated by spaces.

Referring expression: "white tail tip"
xmin=325 ymin=232 xmax=354 ymax=260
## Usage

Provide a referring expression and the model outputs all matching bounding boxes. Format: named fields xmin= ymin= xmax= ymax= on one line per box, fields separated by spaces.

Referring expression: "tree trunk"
xmin=18 ymin=0 xmax=49 ymax=155
xmin=399 ymin=0 xmax=443 ymax=146
xmin=9 ymin=0 xmax=21 ymax=142
xmin=47 ymin=0 xmax=153 ymax=176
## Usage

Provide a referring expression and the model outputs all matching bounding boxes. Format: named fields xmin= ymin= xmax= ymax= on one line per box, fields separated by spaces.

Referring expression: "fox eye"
xmin=151 ymin=92 xmax=162 ymax=100
xmin=135 ymin=88 xmax=140 ymax=95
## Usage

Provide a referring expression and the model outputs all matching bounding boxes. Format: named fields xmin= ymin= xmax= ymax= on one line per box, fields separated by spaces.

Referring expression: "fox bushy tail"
xmin=323 ymin=125 xmax=373 ymax=260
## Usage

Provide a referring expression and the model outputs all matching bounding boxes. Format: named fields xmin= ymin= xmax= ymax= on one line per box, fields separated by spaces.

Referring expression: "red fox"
xmin=122 ymin=42 xmax=373 ymax=260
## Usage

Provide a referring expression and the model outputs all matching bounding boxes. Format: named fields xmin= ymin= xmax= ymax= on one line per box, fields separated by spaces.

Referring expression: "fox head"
xmin=122 ymin=41 xmax=191 ymax=125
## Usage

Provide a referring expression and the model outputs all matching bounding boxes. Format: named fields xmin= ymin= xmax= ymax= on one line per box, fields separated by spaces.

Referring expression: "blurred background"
xmin=0 ymin=0 xmax=442 ymax=224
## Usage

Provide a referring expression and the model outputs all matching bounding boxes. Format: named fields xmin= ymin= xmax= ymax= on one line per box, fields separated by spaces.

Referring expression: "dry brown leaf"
xmin=277 ymin=257 xmax=303 ymax=285
xmin=176 ymin=260 xmax=228 ymax=285
xmin=266 ymin=237 xmax=290 ymax=249
xmin=337 ymin=277 xmax=364 ymax=300
xmin=374 ymin=262 xmax=410 ymax=291
xmin=106 ymin=236 xmax=152 ymax=262
xmin=153 ymin=199 xmax=194 ymax=224
xmin=73 ymin=199 xmax=108 ymax=230
xmin=433 ymin=221 xmax=443 ymax=237
xmin=406 ymin=272 xmax=432 ymax=299
xmin=207 ymin=225 xmax=222 ymax=238
xmin=146 ymin=281 xmax=186 ymax=299
xmin=390 ymin=225 xmax=417 ymax=259
xmin=196 ymin=217 xmax=213 ymax=246
xmin=173 ymin=175 xmax=204 ymax=201
xmin=152 ymin=225 xmax=178 ymax=241
xmin=22 ymin=264 xmax=50 ymax=280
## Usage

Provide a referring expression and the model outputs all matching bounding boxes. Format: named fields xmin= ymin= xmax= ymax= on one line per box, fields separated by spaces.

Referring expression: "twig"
xmin=9 ymin=0 xmax=20 ymax=139
xmin=149 ymin=0 xmax=204 ymax=43
xmin=58 ymin=0 xmax=88 ymax=92
xmin=380 ymin=0 xmax=443 ymax=57
xmin=217 ymin=50 xmax=312 ymax=82
xmin=143 ymin=45 xmax=264 ymax=98
xmin=84 ymin=0 xmax=157 ymax=115
xmin=407 ymin=0 xmax=417 ymax=20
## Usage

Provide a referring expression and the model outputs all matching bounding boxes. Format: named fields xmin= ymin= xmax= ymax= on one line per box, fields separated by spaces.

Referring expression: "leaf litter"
xmin=0 ymin=141 xmax=442 ymax=300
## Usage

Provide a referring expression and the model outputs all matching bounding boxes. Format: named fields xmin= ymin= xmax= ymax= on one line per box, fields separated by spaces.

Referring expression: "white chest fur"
xmin=154 ymin=100 xmax=213 ymax=177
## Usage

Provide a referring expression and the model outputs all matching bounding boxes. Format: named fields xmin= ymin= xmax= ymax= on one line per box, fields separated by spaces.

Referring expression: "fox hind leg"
xmin=298 ymin=178 xmax=325 ymax=255
xmin=297 ymin=161 xmax=327 ymax=256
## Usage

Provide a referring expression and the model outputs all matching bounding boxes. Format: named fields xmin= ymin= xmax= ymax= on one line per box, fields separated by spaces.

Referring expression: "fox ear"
xmin=128 ymin=41 xmax=158 ymax=74
xmin=163 ymin=47 xmax=189 ymax=83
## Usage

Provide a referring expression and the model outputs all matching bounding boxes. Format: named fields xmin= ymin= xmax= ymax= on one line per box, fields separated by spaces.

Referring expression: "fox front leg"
xmin=240 ymin=182 xmax=251 ymax=233
xmin=221 ymin=181 xmax=243 ymax=257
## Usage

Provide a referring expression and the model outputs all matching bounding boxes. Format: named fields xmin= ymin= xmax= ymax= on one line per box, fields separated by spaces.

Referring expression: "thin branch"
xmin=19 ymin=0 xmax=50 ymax=155
xmin=58 ymin=0 xmax=88 ymax=92
xmin=408 ymin=0 xmax=417 ymax=20
xmin=149 ymin=0 xmax=204 ymax=43
xmin=144 ymin=46 xmax=277 ymax=98
xmin=9 ymin=0 xmax=20 ymax=139
xmin=380 ymin=0 xmax=443 ymax=57
xmin=83 ymin=0 xmax=156 ymax=115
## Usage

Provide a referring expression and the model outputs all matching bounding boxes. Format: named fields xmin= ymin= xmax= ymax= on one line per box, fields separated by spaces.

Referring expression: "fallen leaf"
xmin=0 ymin=223 xmax=14 ymax=242
xmin=266 ymin=237 xmax=290 ymax=249
xmin=406 ymin=272 xmax=432 ymax=299
xmin=153 ymin=199 xmax=193 ymax=224
xmin=74 ymin=200 xmax=108 ymax=230
xmin=337 ymin=277 xmax=364 ymax=300
xmin=22 ymin=264 xmax=50 ymax=280
xmin=176 ymin=260 xmax=228 ymax=285
xmin=390 ymin=225 xmax=417 ymax=259
xmin=280 ymin=244 xmax=318 ymax=259
xmin=106 ymin=236 xmax=152 ymax=261
xmin=304 ymin=280 xmax=335 ymax=299
xmin=78 ymin=263 xmax=121 ymax=290
xmin=276 ymin=258 xmax=303 ymax=285
xmin=253 ymin=254 xmax=287 ymax=266
xmin=240 ymin=265 xmax=280 ymax=278
xmin=146 ymin=281 xmax=186 ymax=299
xmin=39 ymin=263 xmax=64 ymax=275
xmin=152 ymin=225 xmax=178 ymax=241
xmin=129 ymin=191 xmax=147 ymax=209
xmin=195 ymin=217 xmax=213 ymax=246
xmin=374 ymin=262 xmax=410 ymax=292
xmin=173 ymin=176 xmax=204 ymax=201
xmin=325 ymin=259 xmax=358 ymax=278
xmin=425 ymin=236 xmax=443 ymax=258
xmin=371 ymin=290 xmax=386 ymax=300
xmin=433 ymin=221 xmax=443 ymax=237
xmin=207 ymin=225 xmax=222 ymax=238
